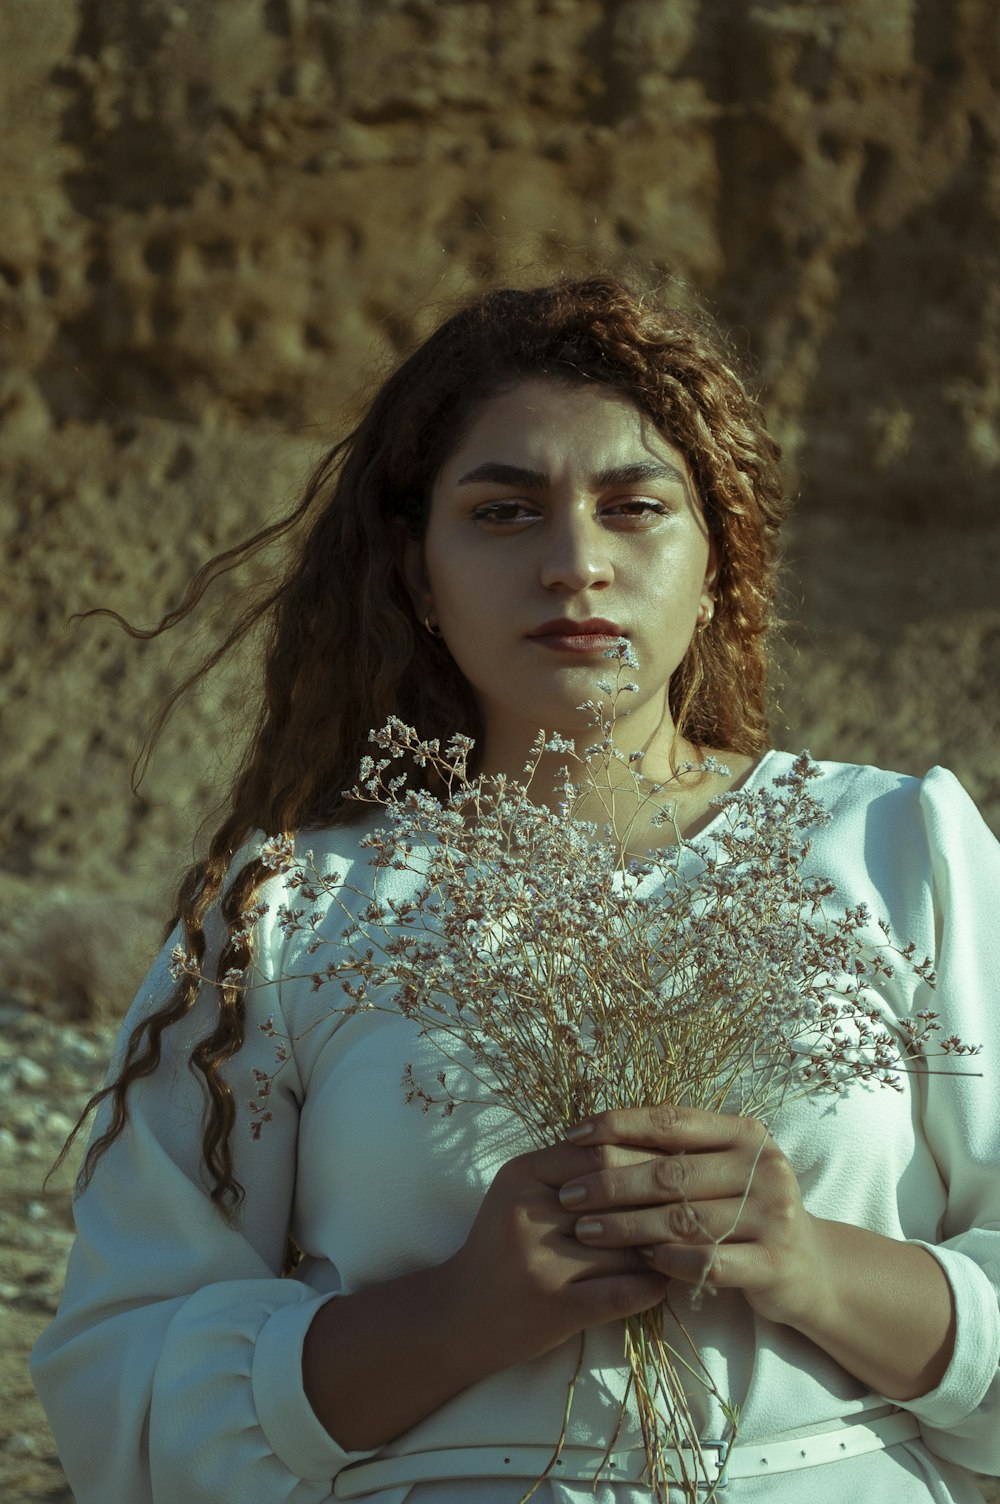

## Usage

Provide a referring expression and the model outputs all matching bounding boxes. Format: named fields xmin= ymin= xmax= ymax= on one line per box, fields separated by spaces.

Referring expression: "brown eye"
xmin=472 ymin=502 xmax=537 ymax=524
xmin=604 ymin=500 xmax=670 ymax=520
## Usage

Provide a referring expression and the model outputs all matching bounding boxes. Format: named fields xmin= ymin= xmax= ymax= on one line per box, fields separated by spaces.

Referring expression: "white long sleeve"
xmin=30 ymin=878 xmax=378 ymax=1504
xmin=887 ymin=767 xmax=1000 ymax=1475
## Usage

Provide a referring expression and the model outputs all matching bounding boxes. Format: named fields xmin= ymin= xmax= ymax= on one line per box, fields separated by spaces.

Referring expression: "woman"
xmin=32 ymin=278 xmax=1000 ymax=1503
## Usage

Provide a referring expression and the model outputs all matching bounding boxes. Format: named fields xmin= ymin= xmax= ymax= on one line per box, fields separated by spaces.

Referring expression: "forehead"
xmin=437 ymin=378 xmax=689 ymax=480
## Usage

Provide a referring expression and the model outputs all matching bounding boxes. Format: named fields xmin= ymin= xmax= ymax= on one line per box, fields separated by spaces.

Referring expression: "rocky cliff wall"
xmin=1 ymin=0 xmax=999 ymax=1013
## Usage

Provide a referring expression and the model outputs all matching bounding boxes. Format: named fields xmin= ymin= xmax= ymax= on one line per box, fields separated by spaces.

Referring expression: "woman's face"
xmin=408 ymin=378 xmax=716 ymax=767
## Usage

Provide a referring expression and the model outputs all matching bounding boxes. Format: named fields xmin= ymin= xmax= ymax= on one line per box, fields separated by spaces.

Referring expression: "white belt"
xmin=333 ymin=1410 xmax=921 ymax=1496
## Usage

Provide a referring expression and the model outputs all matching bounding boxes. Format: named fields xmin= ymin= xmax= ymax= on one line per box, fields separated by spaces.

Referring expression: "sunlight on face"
xmin=407 ymin=379 xmax=716 ymax=773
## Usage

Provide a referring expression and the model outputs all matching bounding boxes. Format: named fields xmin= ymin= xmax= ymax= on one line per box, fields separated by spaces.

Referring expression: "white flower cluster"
xmin=257 ymin=834 xmax=295 ymax=873
xmin=246 ymin=665 xmax=979 ymax=1503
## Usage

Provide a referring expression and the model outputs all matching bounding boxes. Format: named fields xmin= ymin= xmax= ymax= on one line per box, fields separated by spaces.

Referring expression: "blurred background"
xmin=3 ymin=0 xmax=1000 ymax=998
xmin=0 ymin=1 xmax=998 ymax=1498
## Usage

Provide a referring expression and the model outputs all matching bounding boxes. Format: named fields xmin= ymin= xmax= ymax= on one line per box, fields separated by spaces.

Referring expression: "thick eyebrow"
xmin=456 ymin=462 xmax=548 ymax=488
xmin=455 ymin=459 xmax=688 ymax=489
xmin=597 ymin=460 xmax=688 ymax=489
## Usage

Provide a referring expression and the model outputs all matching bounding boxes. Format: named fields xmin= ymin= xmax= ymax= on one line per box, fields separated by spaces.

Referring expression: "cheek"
xmin=642 ymin=553 xmax=707 ymax=616
xmin=432 ymin=570 xmax=489 ymax=629
xmin=422 ymin=541 xmax=461 ymax=618
xmin=427 ymin=545 xmax=507 ymax=625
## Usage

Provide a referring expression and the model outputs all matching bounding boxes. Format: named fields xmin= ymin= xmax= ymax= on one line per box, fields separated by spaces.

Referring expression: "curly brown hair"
xmin=64 ymin=275 xmax=789 ymax=1216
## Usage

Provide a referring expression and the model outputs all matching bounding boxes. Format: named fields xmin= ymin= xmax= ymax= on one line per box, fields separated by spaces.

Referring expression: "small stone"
xmin=0 ymin=995 xmax=29 ymax=1027
xmin=13 ymin=1057 xmax=49 ymax=1089
xmin=3 ymin=1432 xmax=37 ymax=1454
xmin=61 ymin=1035 xmax=104 ymax=1068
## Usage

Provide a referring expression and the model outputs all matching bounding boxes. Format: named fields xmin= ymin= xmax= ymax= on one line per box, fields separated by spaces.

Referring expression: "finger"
xmin=548 ymin=1228 xmax=656 ymax=1280
xmin=567 ymin=1101 xmax=763 ymax=1154
xmin=636 ymin=1239 xmax=769 ymax=1291
xmin=523 ymin=1138 xmax=659 ymax=1191
xmin=559 ymin=1148 xmax=753 ymax=1213
xmin=568 ymin=1270 xmax=671 ymax=1323
xmin=572 ymin=1195 xmax=761 ymax=1250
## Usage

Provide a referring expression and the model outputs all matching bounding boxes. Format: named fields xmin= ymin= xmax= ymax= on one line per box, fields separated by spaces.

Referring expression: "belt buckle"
xmin=660 ymin=1441 xmax=731 ymax=1492
xmin=698 ymin=1440 xmax=731 ymax=1490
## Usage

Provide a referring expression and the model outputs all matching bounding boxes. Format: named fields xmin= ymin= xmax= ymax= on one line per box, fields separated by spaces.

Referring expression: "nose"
xmin=538 ymin=509 xmax=614 ymax=592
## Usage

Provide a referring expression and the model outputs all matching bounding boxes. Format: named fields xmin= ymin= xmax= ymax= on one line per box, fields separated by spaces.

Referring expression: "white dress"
xmin=31 ymin=754 xmax=1000 ymax=1503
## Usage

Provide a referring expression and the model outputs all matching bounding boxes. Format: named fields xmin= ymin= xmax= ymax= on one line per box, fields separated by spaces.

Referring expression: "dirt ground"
xmin=0 ymin=992 xmax=114 ymax=1503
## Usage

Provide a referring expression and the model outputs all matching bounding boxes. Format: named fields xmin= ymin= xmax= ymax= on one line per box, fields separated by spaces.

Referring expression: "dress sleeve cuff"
xmin=252 ymin=1291 xmax=380 ymax=1481
xmin=896 ymin=1241 xmax=1000 ymax=1429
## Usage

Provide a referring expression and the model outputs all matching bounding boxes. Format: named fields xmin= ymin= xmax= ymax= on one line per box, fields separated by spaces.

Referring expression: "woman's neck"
xmin=472 ymin=715 xmax=761 ymax=855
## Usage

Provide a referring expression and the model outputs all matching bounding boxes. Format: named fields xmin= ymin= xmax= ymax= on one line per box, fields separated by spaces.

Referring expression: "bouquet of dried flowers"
xmin=232 ymin=648 xmax=979 ymax=1501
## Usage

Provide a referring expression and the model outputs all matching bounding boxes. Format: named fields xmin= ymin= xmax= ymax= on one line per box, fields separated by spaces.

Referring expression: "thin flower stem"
xmin=514 ymin=1331 xmax=586 ymax=1504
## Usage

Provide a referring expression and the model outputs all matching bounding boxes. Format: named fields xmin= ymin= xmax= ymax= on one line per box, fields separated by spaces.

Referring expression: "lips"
xmin=528 ymin=618 xmax=625 ymax=639
xmin=527 ymin=618 xmax=628 ymax=654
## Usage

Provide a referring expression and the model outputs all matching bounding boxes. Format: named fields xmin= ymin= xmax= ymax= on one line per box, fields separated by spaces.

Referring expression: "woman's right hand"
xmin=304 ymin=1136 xmax=668 ymax=1451
xmin=447 ymin=1138 xmax=671 ymax=1373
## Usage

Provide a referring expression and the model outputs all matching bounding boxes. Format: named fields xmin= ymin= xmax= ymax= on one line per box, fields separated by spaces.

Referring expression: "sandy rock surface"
xmin=1 ymin=0 xmax=999 ymax=1498
xmin=0 ymin=992 xmax=114 ymax=1503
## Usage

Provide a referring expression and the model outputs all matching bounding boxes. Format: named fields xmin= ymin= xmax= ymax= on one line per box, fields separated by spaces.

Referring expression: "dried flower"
xmin=167 ymin=944 xmax=198 ymax=981
xmin=258 ymin=834 xmax=295 ymax=873
xmin=248 ymin=700 xmax=979 ymax=1501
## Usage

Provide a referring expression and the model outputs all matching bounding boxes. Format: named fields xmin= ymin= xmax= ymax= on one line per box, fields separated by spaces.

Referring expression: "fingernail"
xmin=559 ymin=1183 xmax=587 ymax=1207
xmin=565 ymin=1122 xmax=593 ymax=1140
xmin=575 ymin=1218 xmax=604 ymax=1238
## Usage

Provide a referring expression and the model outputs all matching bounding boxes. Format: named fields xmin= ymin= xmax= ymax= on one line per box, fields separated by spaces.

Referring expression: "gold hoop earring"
xmin=423 ymin=613 xmax=442 ymax=639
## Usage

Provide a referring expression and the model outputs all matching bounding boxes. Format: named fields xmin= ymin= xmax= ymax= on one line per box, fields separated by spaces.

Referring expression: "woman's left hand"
xmin=560 ymin=1102 xmax=822 ymax=1327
